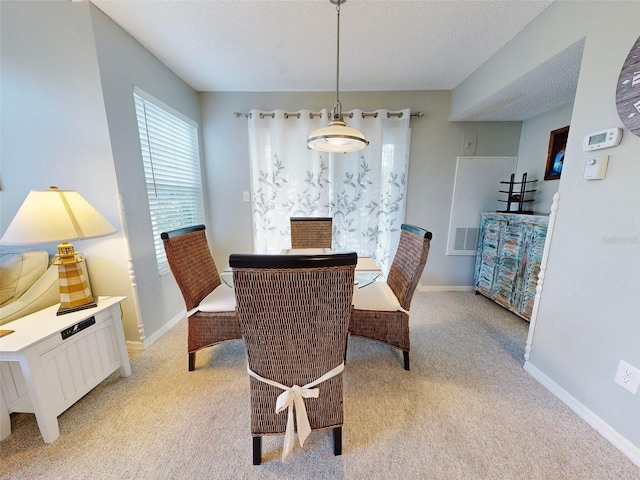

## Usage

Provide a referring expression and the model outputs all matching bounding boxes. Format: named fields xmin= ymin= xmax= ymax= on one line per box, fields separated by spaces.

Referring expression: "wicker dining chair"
xmin=230 ymin=252 xmax=357 ymax=464
xmin=349 ymin=224 xmax=432 ymax=370
xmin=289 ymin=217 xmax=333 ymax=249
xmin=161 ymin=225 xmax=241 ymax=372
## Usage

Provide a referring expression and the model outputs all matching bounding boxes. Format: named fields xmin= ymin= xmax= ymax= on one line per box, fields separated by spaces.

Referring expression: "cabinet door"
xmin=492 ymin=221 xmax=528 ymax=309
xmin=515 ymin=223 xmax=547 ymax=319
xmin=41 ymin=312 xmax=121 ymax=417
xmin=474 ymin=214 xmax=504 ymax=295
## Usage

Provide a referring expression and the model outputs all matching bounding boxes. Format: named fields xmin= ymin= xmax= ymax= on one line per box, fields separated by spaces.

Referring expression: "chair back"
xmin=230 ymin=252 xmax=356 ymax=435
xmin=161 ymin=225 xmax=221 ymax=311
xmin=290 ymin=217 xmax=333 ymax=249
xmin=387 ymin=224 xmax=433 ymax=311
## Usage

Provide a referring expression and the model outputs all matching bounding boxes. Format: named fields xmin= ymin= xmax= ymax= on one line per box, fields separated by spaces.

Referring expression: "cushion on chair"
xmin=352 ymin=280 xmax=403 ymax=312
xmin=198 ymin=283 xmax=236 ymax=312
xmin=0 ymin=251 xmax=50 ymax=307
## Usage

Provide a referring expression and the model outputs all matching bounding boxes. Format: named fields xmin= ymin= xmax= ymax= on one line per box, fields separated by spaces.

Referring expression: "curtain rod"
xmin=233 ymin=111 xmax=423 ymax=119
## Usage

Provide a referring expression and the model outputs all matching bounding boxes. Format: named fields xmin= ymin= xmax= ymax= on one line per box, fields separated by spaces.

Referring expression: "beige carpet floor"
xmin=1 ymin=292 xmax=638 ymax=479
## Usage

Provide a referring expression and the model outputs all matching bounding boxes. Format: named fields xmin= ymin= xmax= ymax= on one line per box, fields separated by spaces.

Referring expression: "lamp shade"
xmin=307 ymin=121 xmax=369 ymax=153
xmin=0 ymin=187 xmax=116 ymax=245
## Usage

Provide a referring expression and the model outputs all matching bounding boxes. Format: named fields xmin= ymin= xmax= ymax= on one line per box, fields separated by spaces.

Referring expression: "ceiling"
xmin=90 ymin=0 xmax=580 ymax=121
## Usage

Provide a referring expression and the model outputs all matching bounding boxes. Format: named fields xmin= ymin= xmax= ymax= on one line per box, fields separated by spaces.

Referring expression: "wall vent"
xmin=446 ymin=156 xmax=517 ymax=256
xmin=453 ymin=227 xmax=479 ymax=254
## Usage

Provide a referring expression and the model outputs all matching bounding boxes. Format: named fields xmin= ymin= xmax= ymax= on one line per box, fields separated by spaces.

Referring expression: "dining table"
xmin=221 ymin=249 xmax=382 ymax=288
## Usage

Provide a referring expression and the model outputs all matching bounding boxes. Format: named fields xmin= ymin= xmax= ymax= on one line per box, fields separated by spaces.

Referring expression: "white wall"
xmin=200 ymin=91 xmax=522 ymax=287
xmin=456 ymin=0 xmax=640 ymax=462
xmin=0 ymin=1 xmax=138 ymax=340
xmin=516 ymin=102 xmax=574 ymax=214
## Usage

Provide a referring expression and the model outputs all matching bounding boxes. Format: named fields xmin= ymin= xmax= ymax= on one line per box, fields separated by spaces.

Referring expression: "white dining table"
xmin=221 ymin=249 xmax=382 ymax=288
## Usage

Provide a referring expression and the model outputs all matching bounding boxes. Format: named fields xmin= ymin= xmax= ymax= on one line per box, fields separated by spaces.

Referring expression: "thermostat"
xmin=584 ymin=155 xmax=608 ymax=180
xmin=583 ymin=128 xmax=622 ymax=151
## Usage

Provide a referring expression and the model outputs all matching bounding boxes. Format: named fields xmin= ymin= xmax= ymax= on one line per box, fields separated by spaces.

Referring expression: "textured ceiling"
xmin=452 ymin=39 xmax=584 ymax=121
xmin=90 ymin=0 xmax=579 ymax=120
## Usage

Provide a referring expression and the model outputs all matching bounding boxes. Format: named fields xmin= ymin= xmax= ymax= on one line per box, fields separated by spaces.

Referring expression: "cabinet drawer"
xmin=35 ymin=309 xmax=113 ymax=355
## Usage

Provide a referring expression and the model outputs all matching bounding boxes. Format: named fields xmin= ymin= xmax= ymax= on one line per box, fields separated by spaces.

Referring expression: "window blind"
xmin=134 ymin=90 xmax=204 ymax=275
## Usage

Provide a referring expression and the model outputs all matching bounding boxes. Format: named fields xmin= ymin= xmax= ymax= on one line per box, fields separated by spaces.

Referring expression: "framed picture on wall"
xmin=544 ymin=125 xmax=569 ymax=180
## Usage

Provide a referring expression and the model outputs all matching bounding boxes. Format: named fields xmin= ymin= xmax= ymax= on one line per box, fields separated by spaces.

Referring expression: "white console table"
xmin=0 ymin=296 xmax=130 ymax=443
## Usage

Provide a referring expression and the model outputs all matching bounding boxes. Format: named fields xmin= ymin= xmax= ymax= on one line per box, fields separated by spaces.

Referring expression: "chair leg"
xmin=344 ymin=334 xmax=349 ymax=364
xmin=333 ymin=427 xmax=342 ymax=456
xmin=188 ymin=353 xmax=196 ymax=372
xmin=403 ymin=351 xmax=410 ymax=371
xmin=253 ymin=436 xmax=261 ymax=465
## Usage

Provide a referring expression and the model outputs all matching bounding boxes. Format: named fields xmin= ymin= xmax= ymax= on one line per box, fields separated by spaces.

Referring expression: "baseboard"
xmin=418 ymin=285 xmax=475 ymax=292
xmin=524 ymin=361 xmax=640 ymax=468
xmin=124 ymin=309 xmax=186 ymax=353
xmin=142 ymin=309 xmax=187 ymax=350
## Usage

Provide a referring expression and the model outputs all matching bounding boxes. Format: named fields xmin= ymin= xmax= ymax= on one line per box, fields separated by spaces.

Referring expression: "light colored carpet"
xmin=1 ymin=292 xmax=638 ymax=479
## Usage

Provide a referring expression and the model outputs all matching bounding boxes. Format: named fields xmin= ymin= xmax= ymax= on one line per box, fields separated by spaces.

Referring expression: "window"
xmin=133 ymin=88 xmax=205 ymax=274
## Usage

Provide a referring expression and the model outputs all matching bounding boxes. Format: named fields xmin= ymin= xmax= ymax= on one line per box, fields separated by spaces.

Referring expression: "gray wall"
xmin=90 ymin=4 xmax=202 ymax=345
xmin=200 ymin=91 xmax=522 ymax=287
xmin=456 ymin=0 xmax=640 ymax=455
xmin=0 ymin=1 xmax=137 ymax=340
xmin=516 ymin=102 xmax=574 ymax=214
xmin=3 ymin=0 xmax=637 ymax=462
xmin=1 ymin=1 xmax=204 ymax=346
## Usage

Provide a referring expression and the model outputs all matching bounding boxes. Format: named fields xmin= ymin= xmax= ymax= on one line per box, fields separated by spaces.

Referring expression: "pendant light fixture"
xmin=307 ymin=0 xmax=369 ymax=153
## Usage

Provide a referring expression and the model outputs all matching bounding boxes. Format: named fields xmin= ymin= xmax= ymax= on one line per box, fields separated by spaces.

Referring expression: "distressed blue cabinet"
xmin=474 ymin=212 xmax=548 ymax=320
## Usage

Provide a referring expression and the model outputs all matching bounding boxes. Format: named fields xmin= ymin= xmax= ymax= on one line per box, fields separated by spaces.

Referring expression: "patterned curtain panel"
xmin=247 ymin=108 xmax=411 ymax=273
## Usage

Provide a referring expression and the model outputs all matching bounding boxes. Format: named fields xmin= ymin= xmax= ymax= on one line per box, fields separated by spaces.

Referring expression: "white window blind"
xmin=134 ymin=89 xmax=205 ymax=275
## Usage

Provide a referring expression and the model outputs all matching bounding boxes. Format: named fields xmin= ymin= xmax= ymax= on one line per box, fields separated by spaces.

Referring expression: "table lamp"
xmin=0 ymin=186 xmax=116 ymax=315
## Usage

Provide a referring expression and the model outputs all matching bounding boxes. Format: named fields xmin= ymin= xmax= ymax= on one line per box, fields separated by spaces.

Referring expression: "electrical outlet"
xmin=614 ymin=360 xmax=640 ymax=395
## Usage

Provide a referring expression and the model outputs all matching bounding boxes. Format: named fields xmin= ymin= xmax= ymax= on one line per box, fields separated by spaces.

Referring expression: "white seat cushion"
xmin=198 ymin=283 xmax=236 ymax=312
xmin=352 ymin=281 xmax=402 ymax=312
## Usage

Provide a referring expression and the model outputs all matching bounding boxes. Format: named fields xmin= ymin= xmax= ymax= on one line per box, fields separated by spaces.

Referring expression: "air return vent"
xmin=452 ymin=227 xmax=479 ymax=254
xmin=447 ymin=156 xmax=517 ymax=256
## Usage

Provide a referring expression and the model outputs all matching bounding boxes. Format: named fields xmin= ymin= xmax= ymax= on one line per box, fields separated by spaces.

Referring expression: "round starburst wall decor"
xmin=616 ymin=35 xmax=640 ymax=138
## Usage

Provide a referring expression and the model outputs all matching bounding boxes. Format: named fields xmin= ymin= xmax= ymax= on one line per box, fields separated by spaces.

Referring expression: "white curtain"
xmin=248 ymin=108 xmax=411 ymax=273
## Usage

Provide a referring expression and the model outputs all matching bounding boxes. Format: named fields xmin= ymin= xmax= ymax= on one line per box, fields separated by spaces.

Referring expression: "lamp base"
xmin=56 ymin=297 xmax=98 ymax=316
xmin=56 ymin=256 xmax=97 ymax=315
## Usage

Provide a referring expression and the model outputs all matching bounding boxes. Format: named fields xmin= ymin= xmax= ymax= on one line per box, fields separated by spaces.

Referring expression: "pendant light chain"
xmin=334 ymin=0 xmax=341 ymax=121
xmin=307 ymin=0 xmax=369 ymax=153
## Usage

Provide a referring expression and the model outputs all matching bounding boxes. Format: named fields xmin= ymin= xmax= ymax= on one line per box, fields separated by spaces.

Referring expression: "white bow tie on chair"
xmin=247 ymin=363 xmax=345 ymax=461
